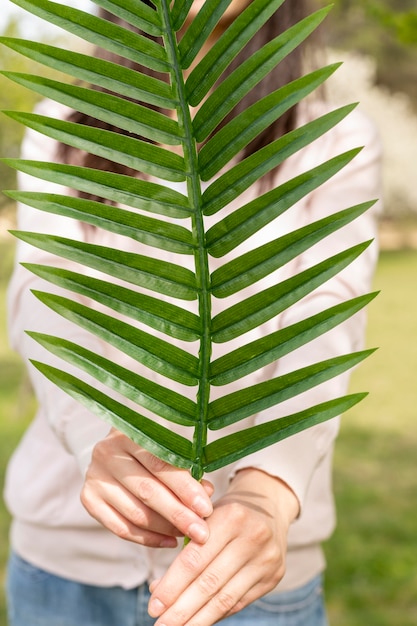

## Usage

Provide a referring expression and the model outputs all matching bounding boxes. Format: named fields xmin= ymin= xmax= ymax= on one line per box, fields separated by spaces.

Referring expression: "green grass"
xmin=325 ymin=249 xmax=417 ymax=625
xmin=0 ymin=235 xmax=416 ymax=625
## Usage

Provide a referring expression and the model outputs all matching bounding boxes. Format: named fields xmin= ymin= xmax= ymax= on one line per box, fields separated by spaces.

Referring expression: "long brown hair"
xmin=58 ymin=0 xmax=316 ymax=199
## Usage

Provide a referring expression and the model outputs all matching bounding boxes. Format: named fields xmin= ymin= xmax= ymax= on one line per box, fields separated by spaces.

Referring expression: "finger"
xmin=148 ymin=528 xmax=238 ymax=618
xmin=152 ymin=556 xmax=241 ymax=624
xmin=202 ymin=479 xmax=215 ymax=498
xmin=149 ymin=579 xmax=161 ymax=594
xmin=180 ymin=570 xmax=257 ymax=626
xmin=81 ymin=485 xmax=178 ymax=548
xmin=92 ymin=443 xmax=211 ymax=544
xmin=222 ymin=581 xmax=275 ymax=619
xmin=154 ymin=558 xmax=279 ymax=626
xmin=151 ymin=542 xmax=257 ymax=626
xmin=97 ymin=503 xmax=178 ymax=548
xmin=96 ymin=432 xmax=213 ymax=519
xmin=118 ymin=463 xmax=211 ymax=544
xmin=186 ymin=577 xmax=269 ymax=626
xmin=132 ymin=446 xmax=213 ymax=518
xmin=82 ymin=471 xmax=183 ymax=538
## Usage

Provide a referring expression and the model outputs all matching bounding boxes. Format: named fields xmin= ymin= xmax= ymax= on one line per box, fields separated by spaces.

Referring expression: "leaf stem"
xmin=161 ymin=0 xmax=212 ymax=481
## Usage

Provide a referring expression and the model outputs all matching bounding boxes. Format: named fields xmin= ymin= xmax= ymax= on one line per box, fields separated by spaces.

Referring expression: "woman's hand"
xmin=81 ymin=429 xmax=213 ymax=548
xmin=148 ymin=468 xmax=299 ymax=626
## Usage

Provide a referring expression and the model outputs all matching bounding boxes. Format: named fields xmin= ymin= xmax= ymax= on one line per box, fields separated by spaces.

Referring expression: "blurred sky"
xmin=1 ymin=0 xmax=95 ymax=36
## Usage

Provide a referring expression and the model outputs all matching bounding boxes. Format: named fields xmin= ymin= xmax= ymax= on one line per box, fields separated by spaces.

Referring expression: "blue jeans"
xmin=7 ymin=552 xmax=328 ymax=626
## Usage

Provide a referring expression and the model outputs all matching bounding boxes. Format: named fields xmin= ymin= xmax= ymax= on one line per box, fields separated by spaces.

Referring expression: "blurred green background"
xmin=1 ymin=0 xmax=416 ymax=624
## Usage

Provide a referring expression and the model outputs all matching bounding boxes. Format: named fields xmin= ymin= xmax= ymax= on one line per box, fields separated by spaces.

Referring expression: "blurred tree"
xmin=0 ymin=19 xmax=43 ymax=209
xmin=320 ymin=0 xmax=417 ymax=106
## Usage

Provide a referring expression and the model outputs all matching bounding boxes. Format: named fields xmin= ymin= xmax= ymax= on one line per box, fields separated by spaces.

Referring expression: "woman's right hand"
xmin=80 ymin=429 xmax=213 ymax=548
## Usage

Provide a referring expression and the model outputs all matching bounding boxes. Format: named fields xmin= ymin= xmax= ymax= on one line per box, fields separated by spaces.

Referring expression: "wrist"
xmin=231 ymin=467 xmax=300 ymax=525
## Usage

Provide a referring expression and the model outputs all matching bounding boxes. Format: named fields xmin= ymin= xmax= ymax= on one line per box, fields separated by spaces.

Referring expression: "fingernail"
xmin=148 ymin=598 xmax=165 ymax=617
xmin=188 ymin=522 xmax=209 ymax=543
xmin=193 ymin=495 xmax=212 ymax=517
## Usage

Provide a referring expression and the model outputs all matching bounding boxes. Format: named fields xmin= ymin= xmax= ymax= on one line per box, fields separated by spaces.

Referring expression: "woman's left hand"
xmin=148 ymin=468 xmax=299 ymax=626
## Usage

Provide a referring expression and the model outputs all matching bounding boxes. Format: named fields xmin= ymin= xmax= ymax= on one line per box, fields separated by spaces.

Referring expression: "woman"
xmin=5 ymin=1 xmax=382 ymax=625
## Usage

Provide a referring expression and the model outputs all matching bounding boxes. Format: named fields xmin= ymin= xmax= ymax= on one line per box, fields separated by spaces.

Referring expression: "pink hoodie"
xmin=5 ymin=98 xmax=382 ymax=592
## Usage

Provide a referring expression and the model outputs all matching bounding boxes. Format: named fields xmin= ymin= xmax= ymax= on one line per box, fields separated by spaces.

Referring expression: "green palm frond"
xmin=2 ymin=0 xmax=377 ymax=481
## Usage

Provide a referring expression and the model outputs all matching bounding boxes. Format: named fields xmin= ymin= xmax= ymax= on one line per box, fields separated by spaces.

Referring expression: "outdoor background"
xmin=1 ymin=0 xmax=416 ymax=624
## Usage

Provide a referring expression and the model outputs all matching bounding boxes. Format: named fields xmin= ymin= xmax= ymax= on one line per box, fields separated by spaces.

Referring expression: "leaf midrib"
xmin=160 ymin=0 xmax=212 ymax=481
